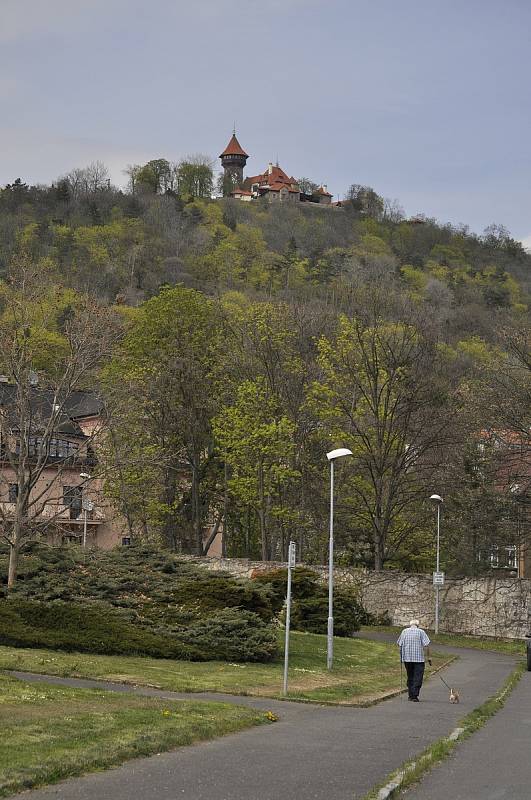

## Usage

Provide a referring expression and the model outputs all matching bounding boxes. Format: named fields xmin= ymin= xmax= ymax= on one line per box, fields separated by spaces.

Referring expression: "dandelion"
xmin=265 ymin=711 xmax=278 ymax=722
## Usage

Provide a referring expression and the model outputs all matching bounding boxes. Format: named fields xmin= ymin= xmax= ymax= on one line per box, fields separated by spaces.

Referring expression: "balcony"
xmin=0 ymin=502 xmax=105 ymax=524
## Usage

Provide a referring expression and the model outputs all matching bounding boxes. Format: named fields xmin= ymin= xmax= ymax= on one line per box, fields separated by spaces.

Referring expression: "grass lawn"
xmin=362 ymin=626 xmax=526 ymax=656
xmin=0 ymin=673 xmax=266 ymax=798
xmin=0 ymin=631 xmax=451 ymax=704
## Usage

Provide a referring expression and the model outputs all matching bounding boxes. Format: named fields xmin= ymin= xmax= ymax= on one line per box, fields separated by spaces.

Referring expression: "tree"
xmin=213 ymin=377 xmax=299 ymax=560
xmin=345 ymin=185 xmax=384 ymax=219
xmin=61 ymin=162 xmax=110 ymax=198
xmin=103 ymin=286 xmax=222 ymax=553
xmin=176 ymin=155 xmax=214 ymax=198
xmin=309 ymin=312 xmax=462 ymax=569
xmin=0 ymin=256 xmax=118 ymax=588
xmin=297 ymin=177 xmax=318 ymax=195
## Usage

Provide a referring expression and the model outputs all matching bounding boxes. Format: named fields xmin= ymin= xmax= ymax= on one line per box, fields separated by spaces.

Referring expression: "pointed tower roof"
xmin=219 ymin=133 xmax=248 ymax=158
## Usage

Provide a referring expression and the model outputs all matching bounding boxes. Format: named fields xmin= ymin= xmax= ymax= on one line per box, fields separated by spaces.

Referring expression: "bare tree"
xmin=61 ymin=161 xmax=110 ymax=198
xmin=0 ymin=256 xmax=119 ymax=588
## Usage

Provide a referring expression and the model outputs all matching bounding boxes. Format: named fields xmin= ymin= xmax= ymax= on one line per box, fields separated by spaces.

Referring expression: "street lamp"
xmin=430 ymin=494 xmax=443 ymax=633
xmin=79 ymin=472 xmax=91 ymax=549
xmin=326 ymin=448 xmax=353 ymax=670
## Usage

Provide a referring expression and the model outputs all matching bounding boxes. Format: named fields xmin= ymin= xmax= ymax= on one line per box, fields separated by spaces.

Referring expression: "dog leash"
xmin=439 ymin=674 xmax=452 ymax=690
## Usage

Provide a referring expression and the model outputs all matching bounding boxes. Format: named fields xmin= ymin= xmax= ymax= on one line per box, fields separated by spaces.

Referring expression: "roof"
xmin=219 ymin=134 xmax=248 ymax=158
xmin=0 ymin=384 xmax=104 ymax=437
xmin=242 ymin=164 xmax=301 ymax=195
xmin=231 ymin=188 xmax=253 ymax=196
xmin=316 ymin=185 xmax=332 ymax=196
xmin=267 ymin=182 xmax=299 ymax=193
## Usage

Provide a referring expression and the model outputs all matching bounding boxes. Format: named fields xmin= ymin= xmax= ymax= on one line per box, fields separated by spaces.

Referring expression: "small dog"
xmin=440 ymin=675 xmax=460 ymax=703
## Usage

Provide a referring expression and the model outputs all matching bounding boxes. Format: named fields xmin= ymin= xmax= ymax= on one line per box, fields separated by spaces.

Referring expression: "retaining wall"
xmin=187 ymin=556 xmax=531 ymax=639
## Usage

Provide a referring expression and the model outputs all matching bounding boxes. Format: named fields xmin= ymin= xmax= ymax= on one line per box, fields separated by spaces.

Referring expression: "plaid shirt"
xmin=397 ymin=626 xmax=430 ymax=662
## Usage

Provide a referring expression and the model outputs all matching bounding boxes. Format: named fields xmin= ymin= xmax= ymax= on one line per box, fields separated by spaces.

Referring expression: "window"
xmin=63 ymin=485 xmax=82 ymax=519
xmin=8 ymin=484 xmax=18 ymax=502
xmin=481 ymin=545 xmax=517 ymax=570
xmin=121 ymin=536 xmax=132 ymax=546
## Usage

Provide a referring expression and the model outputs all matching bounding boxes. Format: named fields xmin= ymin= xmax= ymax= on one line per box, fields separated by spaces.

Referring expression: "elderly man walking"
xmin=397 ymin=619 xmax=431 ymax=702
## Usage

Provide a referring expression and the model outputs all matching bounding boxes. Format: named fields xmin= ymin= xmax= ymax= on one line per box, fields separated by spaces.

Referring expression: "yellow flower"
xmin=265 ymin=711 xmax=278 ymax=722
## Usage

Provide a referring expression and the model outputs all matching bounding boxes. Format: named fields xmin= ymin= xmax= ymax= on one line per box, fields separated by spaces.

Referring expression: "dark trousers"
xmin=404 ymin=662 xmax=425 ymax=699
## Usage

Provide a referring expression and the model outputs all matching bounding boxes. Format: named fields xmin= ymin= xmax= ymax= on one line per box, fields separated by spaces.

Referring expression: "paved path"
xmin=4 ymin=642 xmax=518 ymax=800
xmin=403 ymin=669 xmax=531 ymax=800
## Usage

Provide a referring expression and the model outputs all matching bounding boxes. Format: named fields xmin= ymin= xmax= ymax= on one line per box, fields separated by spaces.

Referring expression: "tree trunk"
xmin=7 ymin=542 xmax=19 ymax=591
xmin=192 ymin=463 xmax=203 ymax=556
xmin=257 ymin=461 xmax=268 ymax=560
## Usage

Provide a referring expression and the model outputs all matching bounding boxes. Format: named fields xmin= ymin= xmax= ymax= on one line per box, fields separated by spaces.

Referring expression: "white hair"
xmin=409 ymin=619 xmax=420 ymax=627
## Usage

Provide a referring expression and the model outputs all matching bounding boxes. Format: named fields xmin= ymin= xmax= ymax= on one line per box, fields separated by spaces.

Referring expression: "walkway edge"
xmin=363 ymin=661 xmax=526 ymax=800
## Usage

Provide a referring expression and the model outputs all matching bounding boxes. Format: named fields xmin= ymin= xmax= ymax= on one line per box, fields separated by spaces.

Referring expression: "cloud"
xmin=0 ymin=126 xmax=149 ymax=188
xmin=519 ymin=234 xmax=531 ymax=253
xmin=0 ymin=0 xmax=128 ymax=43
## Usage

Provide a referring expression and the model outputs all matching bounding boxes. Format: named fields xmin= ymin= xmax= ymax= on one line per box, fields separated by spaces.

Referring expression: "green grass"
xmin=0 ymin=631 xmax=450 ymax=704
xmin=362 ymin=661 xmax=526 ymax=799
xmin=363 ymin=625 xmax=526 ymax=656
xmin=0 ymin=673 xmax=266 ymax=798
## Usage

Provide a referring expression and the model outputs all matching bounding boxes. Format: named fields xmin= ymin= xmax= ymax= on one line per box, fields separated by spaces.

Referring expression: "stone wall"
xmin=187 ymin=556 xmax=531 ymax=640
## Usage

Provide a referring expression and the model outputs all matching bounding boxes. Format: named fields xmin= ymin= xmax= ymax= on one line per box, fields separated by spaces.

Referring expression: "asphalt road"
xmin=403 ymin=669 xmax=531 ymax=800
xmin=5 ymin=640 xmax=518 ymax=800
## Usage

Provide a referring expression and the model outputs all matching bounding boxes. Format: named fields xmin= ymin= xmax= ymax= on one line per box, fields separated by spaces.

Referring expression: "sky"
xmin=1 ymin=0 xmax=530 ymax=244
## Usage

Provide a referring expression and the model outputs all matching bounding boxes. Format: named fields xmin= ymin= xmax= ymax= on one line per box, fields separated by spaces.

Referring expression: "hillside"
xmin=0 ymin=169 xmax=529 ymax=578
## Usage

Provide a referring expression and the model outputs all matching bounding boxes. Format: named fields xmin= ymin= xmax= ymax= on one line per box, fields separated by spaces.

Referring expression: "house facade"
xmin=0 ymin=385 xmax=126 ymax=550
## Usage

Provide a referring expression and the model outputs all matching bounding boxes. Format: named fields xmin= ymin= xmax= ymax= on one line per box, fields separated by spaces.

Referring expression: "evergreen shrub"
xmin=252 ymin=567 xmax=370 ymax=636
xmin=0 ymin=599 xmax=278 ymax=662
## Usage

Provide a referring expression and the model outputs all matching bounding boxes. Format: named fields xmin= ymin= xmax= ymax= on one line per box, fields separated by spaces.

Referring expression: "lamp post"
xmin=80 ymin=472 xmax=91 ymax=548
xmin=430 ymin=494 xmax=443 ymax=633
xmin=326 ymin=448 xmax=353 ymax=670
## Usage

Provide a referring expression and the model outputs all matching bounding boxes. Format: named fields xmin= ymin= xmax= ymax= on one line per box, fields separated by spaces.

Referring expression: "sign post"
xmin=81 ymin=498 xmax=94 ymax=549
xmin=282 ymin=541 xmax=296 ymax=696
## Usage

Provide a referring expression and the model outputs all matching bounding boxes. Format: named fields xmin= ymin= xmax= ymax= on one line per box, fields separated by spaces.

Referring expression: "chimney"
xmin=268 ymin=162 xmax=273 ymax=175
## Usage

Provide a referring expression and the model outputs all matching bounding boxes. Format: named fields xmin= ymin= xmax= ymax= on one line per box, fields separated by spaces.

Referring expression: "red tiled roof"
xmin=231 ymin=188 xmax=252 ymax=196
xmin=219 ymin=134 xmax=248 ymax=158
xmin=268 ymin=182 xmax=299 ymax=193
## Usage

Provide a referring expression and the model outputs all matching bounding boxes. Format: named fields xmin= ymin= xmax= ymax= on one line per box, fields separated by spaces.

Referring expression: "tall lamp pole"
xmin=326 ymin=448 xmax=353 ymax=670
xmin=430 ymin=494 xmax=443 ymax=634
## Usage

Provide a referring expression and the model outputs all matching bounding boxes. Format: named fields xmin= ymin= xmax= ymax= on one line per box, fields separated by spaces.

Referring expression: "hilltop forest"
xmin=0 ymin=158 xmax=529 ymax=575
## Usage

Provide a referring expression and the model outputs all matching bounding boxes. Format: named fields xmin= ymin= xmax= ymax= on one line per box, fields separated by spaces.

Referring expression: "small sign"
xmin=288 ymin=541 xmax=296 ymax=568
xmin=82 ymin=499 xmax=94 ymax=512
xmin=433 ymin=571 xmax=445 ymax=586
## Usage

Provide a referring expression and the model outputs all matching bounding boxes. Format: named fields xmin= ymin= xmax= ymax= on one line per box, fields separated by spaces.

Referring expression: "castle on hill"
xmin=219 ymin=132 xmax=333 ymax=205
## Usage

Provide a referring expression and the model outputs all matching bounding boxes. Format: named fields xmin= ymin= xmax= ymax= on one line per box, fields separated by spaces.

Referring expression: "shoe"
xmin=411 ymin=697 xmax=419 ymax=702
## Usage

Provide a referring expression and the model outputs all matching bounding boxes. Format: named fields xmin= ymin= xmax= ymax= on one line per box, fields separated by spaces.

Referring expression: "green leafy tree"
xmin=176 ymin=155 xmax=214 ymax=198
xmin=213 ymin=377 xmax=299 ymax=560
xmin=309 ymin=313 xmax=462 ymax=569
xmin=103 ymin=286 xmax=222 ymax=553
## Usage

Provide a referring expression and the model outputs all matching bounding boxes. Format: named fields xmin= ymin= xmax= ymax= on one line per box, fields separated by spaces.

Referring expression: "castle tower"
xmin=219 ymin=131 xmax=248 ymax=194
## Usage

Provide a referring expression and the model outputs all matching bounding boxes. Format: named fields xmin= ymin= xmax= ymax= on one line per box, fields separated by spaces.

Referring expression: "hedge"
xmin=0 ymin=599 xmax=278 ymax=662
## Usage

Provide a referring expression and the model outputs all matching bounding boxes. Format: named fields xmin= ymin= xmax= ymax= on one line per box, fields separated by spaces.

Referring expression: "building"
xmin=477 ymin=429 xmax=531 ymax=578
xmin=0 ymin=384 xmax=125 ymax=549
xmin=219 ymin=132 xmax=333 ymax=205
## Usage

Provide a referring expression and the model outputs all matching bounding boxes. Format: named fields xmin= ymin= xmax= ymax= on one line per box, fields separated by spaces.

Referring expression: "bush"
xmin=185 ymin=609 xmax=278 ymax=662
xmin=0 ymin=599 xmax=278 ymax=662
xmin=0 ymin=544 xmax=276 ymax=622
xmin=252 ymin=567 xmax=369 ymax=636
xmin=291 ymin=589 xmax=368 ymax=637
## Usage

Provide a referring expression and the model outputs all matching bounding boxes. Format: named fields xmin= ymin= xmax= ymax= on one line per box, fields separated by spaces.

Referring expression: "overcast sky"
xmin=1 ymin=0 xmax=530 ymax=243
